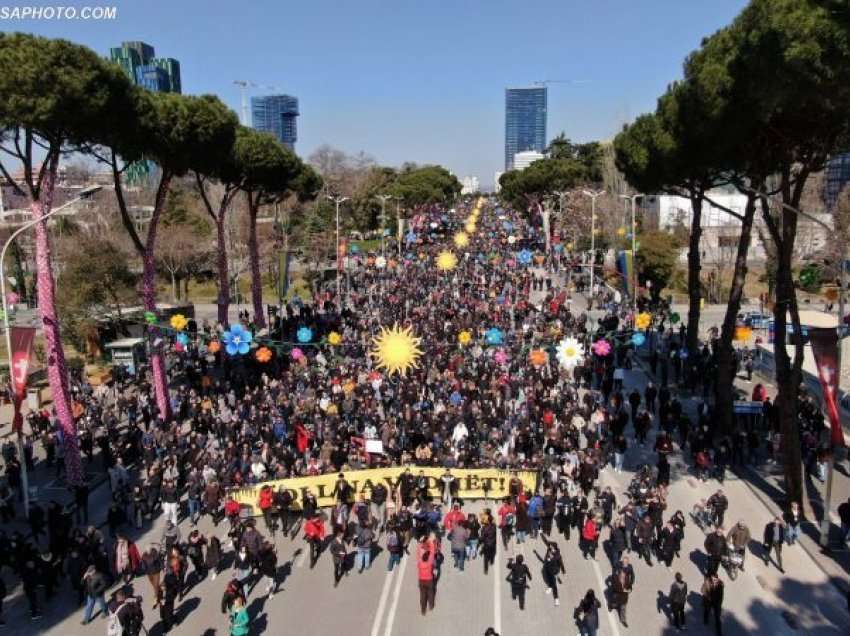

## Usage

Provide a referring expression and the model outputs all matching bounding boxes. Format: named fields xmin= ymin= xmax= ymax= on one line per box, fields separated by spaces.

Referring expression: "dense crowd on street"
xmin=0 ymin=201 xmax=846 ymax=635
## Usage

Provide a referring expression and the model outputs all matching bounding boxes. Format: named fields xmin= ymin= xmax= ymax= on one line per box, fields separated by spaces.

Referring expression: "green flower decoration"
xmin=144 ymin=311 xmax=157 ymax=324
xmin=669 ymin=312 xmax=680 ymax=324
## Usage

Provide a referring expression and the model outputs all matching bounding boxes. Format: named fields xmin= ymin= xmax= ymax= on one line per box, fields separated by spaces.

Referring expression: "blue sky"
xmin=8 ymin=0 xmax=748 ymax=186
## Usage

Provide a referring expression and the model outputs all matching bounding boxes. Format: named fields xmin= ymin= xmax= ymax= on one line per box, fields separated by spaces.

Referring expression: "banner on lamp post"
xmin=8 ymin=326 xmax=36 ymax=433
xmin=809 ymin=327 xmax=846 ymax=448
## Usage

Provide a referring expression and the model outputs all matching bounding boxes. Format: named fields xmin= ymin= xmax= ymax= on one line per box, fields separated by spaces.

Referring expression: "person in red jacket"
xmin=224 ymin=497 xmax=241 ymax=521
xmin=443 ymin=503 xmax=465 ymax=533
xmin=258 ymin=485 xmax=276 ymax=537
xmin=416 ymin=537 xmax=438 ymax=615
xmin=304 ymin=514 xmax=326 ymax=568
xmin=581 ymin=517 xmax=599 ymax=560
xmin=497 ymin=499 xmax=516 ymax=549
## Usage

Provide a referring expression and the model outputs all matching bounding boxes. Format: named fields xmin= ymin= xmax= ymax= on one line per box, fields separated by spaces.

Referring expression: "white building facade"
xmin=460 ymin=176 xmax=480 ymax=195
xmin=512 ymin=150 xmax=545 ymax=171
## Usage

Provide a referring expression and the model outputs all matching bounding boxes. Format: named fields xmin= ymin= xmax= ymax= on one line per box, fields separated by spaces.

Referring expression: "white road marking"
xmin=382 ymin=553 xmax=407 ymax=636
xmin=590 ymin=557 xmax=622 ymax=636
xmin=493 ymin=545 xmax=502 ymax=634
xmin=371 ymin=561 xmax=397 ymax=636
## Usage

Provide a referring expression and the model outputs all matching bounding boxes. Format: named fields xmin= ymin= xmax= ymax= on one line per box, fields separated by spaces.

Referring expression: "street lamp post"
xmin=1 ymin=191 xmax=95 ymax=515
xmin=581 ymin=190 xmax=605 ymax=309
xmin=326 ymin=195 xmax=349 ymax=307
xmin=376 ymin=194 xmax=392 ymax=257
xmin=620 ymin=193 xmax=643 ymax=312
xmin=393 ymin=196 xmax=403 ymax=257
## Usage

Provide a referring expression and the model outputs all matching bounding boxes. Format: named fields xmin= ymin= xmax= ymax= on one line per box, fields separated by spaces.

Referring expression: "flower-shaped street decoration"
xmin=465 ymin=221 xmax=476 ymax=234
xmin=174 ymin=342 xmax=184 ymax=352
xmin=176 ymin=333 xmax=189 ymax=346
xmin=375 ymin=256 xmax=387 ymax=269
xmin=369 ymin=324 xmax=423 ymax=376
xmin=222 ymin=323 xmax=252 ymax=356
xmin=507 ymin=235 xmax=517 ymax=245
xmin=291 ymin=347 xmax=305 ymax=361
xmin=454 ymin=232 xmax=470 ymax=248
xmin=592 ymin=339 xmax=612 ymax=357
xmin=494 ymin=349 xmax=509 ymax=365
xmin=144 ymin=311 xmax=157 ymax=325
xmin=436 ymin=250 xmax=458 ymax=272
xmin=297 ymin=327 xmax=314 ymax=343
xmin=669 ymin=312 xmax=680 ymax=324
xmin=208 ymin=340 xmax=221 ymax=353
xmin=169 ymin=314 xmax=188 ymax=331
xmin=556 ymin=337 xmax=585 ymax=369
xmin=529 ymin=349 xmax=547 ymax=366
xmin=256 ymin=346 xmax=273 ymax=363
xmin=485 ymin=328 xmax=504 ymax=346
xmin=458 ymin=330 xmax=472 ymax=346
xmin=635 ymin=312 xmax=652 ymax=331
xmin=327 ymin=331 xmax=343 ymax=346
xmin=631 ymin=332 xmax=646 ymax=347
xmin=517 ymin=249 xmax=532 ymax=265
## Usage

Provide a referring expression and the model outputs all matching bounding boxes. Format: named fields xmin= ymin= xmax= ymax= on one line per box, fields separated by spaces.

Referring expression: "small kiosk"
xmin=105 ymin=337 xmax=147 ymax=376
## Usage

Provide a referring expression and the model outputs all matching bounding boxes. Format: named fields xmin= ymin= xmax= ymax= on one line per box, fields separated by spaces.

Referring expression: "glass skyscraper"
xmin=251 ymin=95 xmax=299 ymax=151
xmin=505 ymin=87 xmax=547 ymax=171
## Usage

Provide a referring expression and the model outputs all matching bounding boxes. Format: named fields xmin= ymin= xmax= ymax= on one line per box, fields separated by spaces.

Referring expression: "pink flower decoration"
xmin=506 ymin=259 xmax=516 ymax=267
xmin=174 ymin=342 xmax=184 ymax=353
xmin=494 ymin=349 xmax=509 ymax=364
xmin=592 ymin=339 xmax=611 ymax=356
xmin=291 ymin=347 xmax=305 ymax=361
xmin=6 ymin=292 xmax=19 ymax=305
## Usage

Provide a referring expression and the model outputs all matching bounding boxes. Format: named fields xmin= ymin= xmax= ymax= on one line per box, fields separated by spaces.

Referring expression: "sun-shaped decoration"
xmin=369 ymin=324 xmax=423 ymax=376
xmin=556 ymin=337 xmax=585 ymax=369
xmin=635 ymin=312 xmax=652 ymax=331
xmin=465 ymin=221 xmax=477 ymax=234
xmin=327 ymin=331 xmax=343 ymax=346
xmin=454 ymin=231 xmax=470 ymax=248
xmin=436 ymin=250 xmax=458 ymax=271
xmin=617 ymin=227 xmax=627 ymax=237
xmin=255 ymin=346 xmax=273 ymax=363
xmin=207 ymin=340 xmax=221 ymax=353
xmin=458 ymin=329 xmax=472 ymax=346
xmin=529 ymin=349 xmax=548 ymax=366
xmin=170 ymin=314 xmax=188 ymax=331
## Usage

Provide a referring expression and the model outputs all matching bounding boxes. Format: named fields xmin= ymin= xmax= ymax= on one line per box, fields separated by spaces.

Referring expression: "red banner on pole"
xmin=9 ymin=326 xmax=36 ymax=433
xmin=809 ymin=327 xmax=846 ymax=448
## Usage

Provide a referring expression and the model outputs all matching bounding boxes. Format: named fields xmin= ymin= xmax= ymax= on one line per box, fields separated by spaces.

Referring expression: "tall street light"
xmin=376 ymin=194 xmax=392 ymax=257
xmin=326 ymin=195 xmax=348 ymax=306
xmin=581 ymin=189 xmax=605 ymax=309
xmin=1 ymin=186 xmax=100 ymax=515
xmin=620 ymin=193 xmax=643 ymax=312
xmin=393 ymin=196 xmax=403 ymax=257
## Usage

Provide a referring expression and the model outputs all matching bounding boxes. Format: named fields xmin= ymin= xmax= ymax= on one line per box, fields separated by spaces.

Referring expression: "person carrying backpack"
xmin=108 ymin=589 xmax=144 ymax=636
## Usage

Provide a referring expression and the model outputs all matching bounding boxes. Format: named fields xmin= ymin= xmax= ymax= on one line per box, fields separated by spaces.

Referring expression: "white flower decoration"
xmin=556 ymin=337 xmax=585 ymax=369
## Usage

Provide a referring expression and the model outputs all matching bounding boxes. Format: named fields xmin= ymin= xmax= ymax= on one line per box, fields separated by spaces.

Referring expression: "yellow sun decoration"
xmin=369 ymin=325 xmax=423 ymax=376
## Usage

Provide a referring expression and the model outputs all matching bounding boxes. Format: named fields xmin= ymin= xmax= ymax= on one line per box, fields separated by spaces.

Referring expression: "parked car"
xmin=741 ymin=311 xmax=771 ymax=329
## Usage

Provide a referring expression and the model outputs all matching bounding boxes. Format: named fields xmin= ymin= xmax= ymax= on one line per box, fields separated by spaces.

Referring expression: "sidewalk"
xmin=631 ymin=346 xmax=850 ymax=596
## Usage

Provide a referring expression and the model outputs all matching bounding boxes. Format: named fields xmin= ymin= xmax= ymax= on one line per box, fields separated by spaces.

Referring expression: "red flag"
xmin=8 ymin=327 xmax=35 ymax=434
xmin=809 ymin=327 xmax=846 ymax=447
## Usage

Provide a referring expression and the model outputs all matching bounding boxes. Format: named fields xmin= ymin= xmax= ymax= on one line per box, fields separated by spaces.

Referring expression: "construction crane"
xmin=233 ymin=80 xmax=285 ymax=125
xmin=533 ymin=79 xmax=591 ymax=87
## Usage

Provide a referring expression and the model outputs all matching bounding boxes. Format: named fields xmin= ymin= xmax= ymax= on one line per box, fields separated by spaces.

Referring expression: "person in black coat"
xmin=762 ymin=517 xmax=785 ymax=572
xmin=160 ymin=570 xmax=180 ymax=633
xmin=506 ymin=554 xmax=532 ymax=610
xmin=609 ymin=519 xmax=628 ymax=567
xmin=535 ymin=535 xmax=565 ymax=606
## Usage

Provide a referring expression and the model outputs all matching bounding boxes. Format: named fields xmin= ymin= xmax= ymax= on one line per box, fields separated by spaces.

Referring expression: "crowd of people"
xmin=0 ymin=200 xmax=843 ymax=635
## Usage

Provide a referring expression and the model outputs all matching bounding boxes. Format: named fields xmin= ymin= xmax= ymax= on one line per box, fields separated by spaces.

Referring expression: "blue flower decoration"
xmin=405 ymin=232 xmax=417 ymax=243
xmin=679 ymin=349 xmax=689 ymax=359
xmin=222 ymin=323 xmax=252 ymax=356
xmin=176 ymin=333 xmax=189 ymax=346
xmin=554 ymin=244 xmax=564 ymax=253
xmin=350 ymin=244 xmax=360 ymax=254
xmin=518 ymin=249 xmax=533 ymax=265
xmin=502 ymin=221 xmax=513 ymax=232
xmin=631 ymin=332 xmax=646 ymax=347
xmin=297 ymin=327 xmax=313 ymax=343
xmin=485 ymin=328 xmax=504 ymax=345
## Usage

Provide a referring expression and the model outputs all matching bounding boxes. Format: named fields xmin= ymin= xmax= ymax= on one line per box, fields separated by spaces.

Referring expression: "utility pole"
xmin=620 ymin=193 xmax=643 ymax=312
xmin=327 ymin=195 xmax=349 ymax=307
xmin=582 ymin=189 xmax=605 ymax=310
xmin=376 ymin=194 xmax=392 ymax=257
xmin=393 ymin=196 xmax=403 ymax=256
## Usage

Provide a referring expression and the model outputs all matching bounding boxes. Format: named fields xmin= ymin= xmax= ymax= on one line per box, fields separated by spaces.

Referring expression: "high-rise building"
xmin=494 ymin=171 xmax=504 ymax=193
xmin=825 ymin=152 xmax=850 ymax=211
xmin=505 ymin=87 xmax=547 ymax=171
xmin=460 ymin=176 xmax=480 ymax=195
xmin=251 ymin=95 xmax=299 ymax=151
xmin=109 ymin=41 xmax=181 ymax=94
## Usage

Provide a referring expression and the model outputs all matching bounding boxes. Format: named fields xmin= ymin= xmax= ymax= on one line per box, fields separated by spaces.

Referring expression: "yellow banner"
xmin=230 ymin=467 xmax=538 ymax=515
